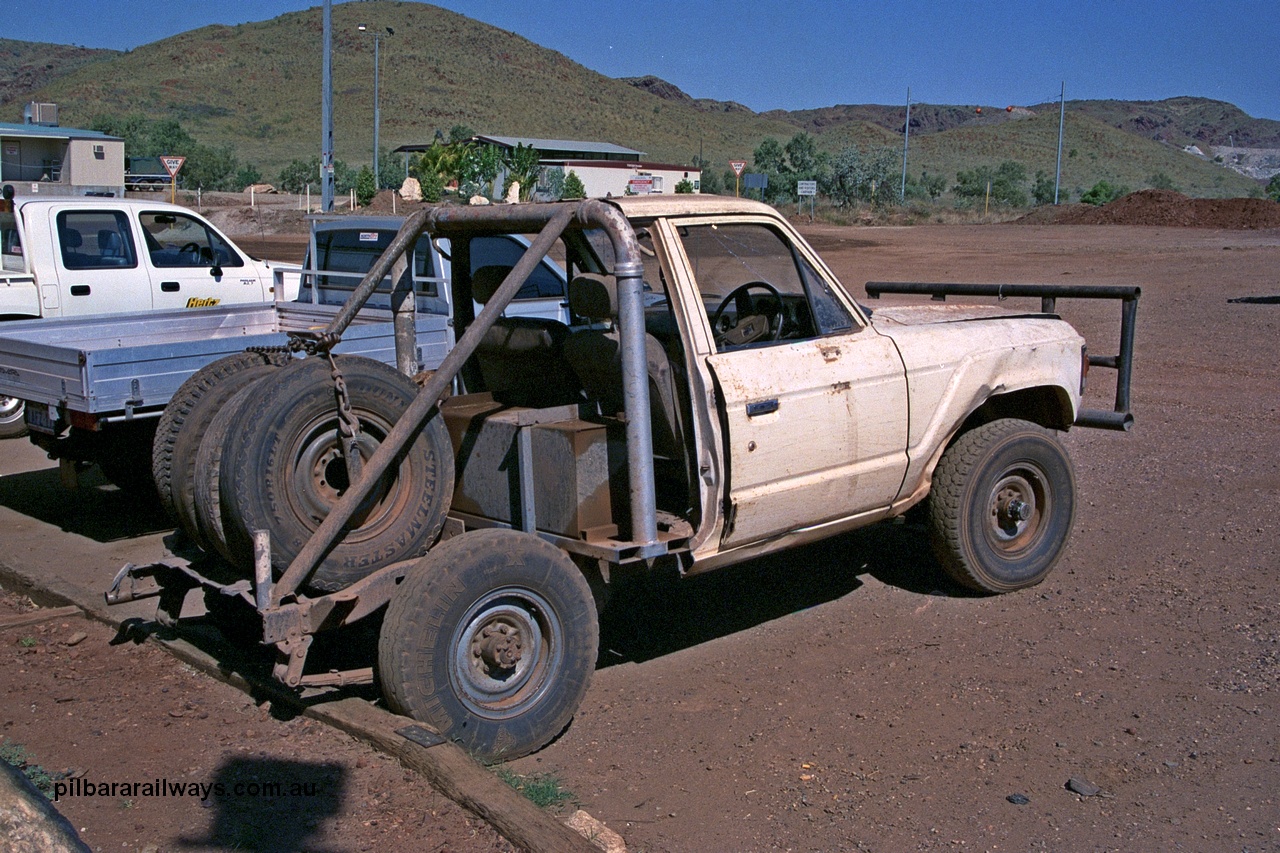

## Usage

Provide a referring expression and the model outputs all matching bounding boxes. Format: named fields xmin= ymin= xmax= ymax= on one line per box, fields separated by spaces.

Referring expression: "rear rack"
xmin=864 ymin=281 xmax=1140 ymax=432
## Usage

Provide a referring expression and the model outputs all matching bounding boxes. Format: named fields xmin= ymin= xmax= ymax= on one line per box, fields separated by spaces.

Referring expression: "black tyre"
xmin=927 ymin=418 xmax=1076 ymax=593
xmin=378 ymin=529 xmax=599 ymax=761
xmin=220 ymin=355 xmax=454 ymax=591
xmin=192 ymin=378 xmax=272 ymax=560
xmin=0 ymin=396 xmax=27 ymax=439
xmin=152 ymin=350 xmax=289 ymax=521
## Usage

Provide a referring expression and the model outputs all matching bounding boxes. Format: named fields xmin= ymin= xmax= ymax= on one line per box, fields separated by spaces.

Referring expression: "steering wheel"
xmin=710 ymin=281 xmax=784 ymax=348
xmin=178 ymin=241 xmax=202 ymax=258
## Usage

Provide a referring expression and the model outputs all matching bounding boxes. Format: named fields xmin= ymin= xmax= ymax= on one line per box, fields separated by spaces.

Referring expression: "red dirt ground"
xmin=3 ymin=211 xmax=1278 ymax=852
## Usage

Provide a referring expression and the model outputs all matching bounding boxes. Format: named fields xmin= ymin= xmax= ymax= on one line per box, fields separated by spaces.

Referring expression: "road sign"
xmin=161 ymin=156 xmax=186 ymax=177
xmin=730 ymin=160 xmax=747 ymax=176
xmin=797 ymin=180 xmax=818 ymax=196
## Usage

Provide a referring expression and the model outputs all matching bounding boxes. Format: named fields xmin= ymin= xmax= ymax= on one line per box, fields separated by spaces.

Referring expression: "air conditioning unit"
xmin=24 ymin=102 xmax=58 ymax=127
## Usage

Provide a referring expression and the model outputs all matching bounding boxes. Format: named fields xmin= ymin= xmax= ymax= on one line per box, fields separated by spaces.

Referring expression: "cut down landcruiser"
xmin=109 ymin=196 xmax=1138 ymax=761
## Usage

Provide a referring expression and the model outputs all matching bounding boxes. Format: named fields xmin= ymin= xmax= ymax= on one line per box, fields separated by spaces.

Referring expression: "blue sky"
xmin=9 ymin=1 xmax=1279 ymax=120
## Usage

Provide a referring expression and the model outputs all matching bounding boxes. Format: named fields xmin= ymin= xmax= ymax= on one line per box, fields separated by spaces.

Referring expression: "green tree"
xmin=275 ymin=156 xmax=356 ymax=195
xmin=540 ymin=166 xmax=566 ymax=201
xmin=448 ymin=125 xmax=476 ymax=144
xmin=692 ymin=156 xmax=721 ymax=195
xmin=753 ymin=137 xmax=786 ymax=173
xmin=377 ymin=148 xmax=403 ymax=191
xmin=674 ymin=178 xmax=695 ymax=194
xmin=1148 ymin=172 xmax=1178 ymax=191
xmin=953 ymin=161 xmax=1029 ymax=207
xmin=1081 ymin=180 xmax=1128 ymax=205
xmin=562 ymin=170 xmax=586 ymax=200
xmin=355 ymin=165 xmax=377 ymax=206
xmin=234 ymin=164 xmax=263 ymax=189
xmin=1031 ymin=170 xmax=1057 ymax=205
xmin=456 ymin=143 xmax=504 ymax=197
xmin=822 ymin=144 xmax=899 ymax=207
xmin=1265 ymin=174 xmax=1279 ymax=202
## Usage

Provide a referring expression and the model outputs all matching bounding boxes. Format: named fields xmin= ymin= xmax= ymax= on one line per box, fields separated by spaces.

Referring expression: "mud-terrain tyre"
xmin=152 ymin=350 xmax=289 ymax=521
xmin=0 ymin=396 xmax=27 ymax=439
xmin=926 ymin=418 xmax=1076 ymax=593
xmin=378 ymin=529 xmax=599 ymax=761
xmin=219 ymin=355 xmax=453 ymax=591
xmin=192 ymin=378 xmax=272 ymax=561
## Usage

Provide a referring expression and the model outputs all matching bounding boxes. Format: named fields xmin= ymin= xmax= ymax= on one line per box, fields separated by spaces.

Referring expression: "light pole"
xmin=321 ymin=0 xmax=334 ymax=211
xmin=358 ymin=24 xmax=393 ymax=187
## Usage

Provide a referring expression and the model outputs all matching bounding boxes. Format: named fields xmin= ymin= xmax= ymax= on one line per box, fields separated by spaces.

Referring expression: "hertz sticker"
xmin=186 ymin=297 xmax=222 ymax=308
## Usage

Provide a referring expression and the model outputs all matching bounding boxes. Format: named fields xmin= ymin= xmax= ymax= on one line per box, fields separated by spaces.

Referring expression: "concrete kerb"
xmin=0 ymin=558 xmax=601 ymax=853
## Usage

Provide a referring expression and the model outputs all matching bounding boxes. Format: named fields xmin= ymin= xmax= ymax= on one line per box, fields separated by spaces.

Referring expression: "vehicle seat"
xmin=97 ymin=229 xmax=126 ymax=264
xmin=470 ymin=264 xmax=580 ymax=408
xmin=562 ymin=274 xmax=685 ymax=462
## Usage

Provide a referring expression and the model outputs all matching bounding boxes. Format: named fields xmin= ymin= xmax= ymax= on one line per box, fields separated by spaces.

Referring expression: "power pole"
xmin=321 ymin=0 xmax=335 ymax=212
xmin=900 ymin=87 xmax=911 ymax=202
xmin=1053 ymin=81 xmax=1065 ymax=205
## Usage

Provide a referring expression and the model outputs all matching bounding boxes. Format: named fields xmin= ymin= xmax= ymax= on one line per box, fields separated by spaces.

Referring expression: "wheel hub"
xmin=991 ymin=475 xmax=1038 ymax=540
xmin=474 ymin=623 xmax=524 ymax=671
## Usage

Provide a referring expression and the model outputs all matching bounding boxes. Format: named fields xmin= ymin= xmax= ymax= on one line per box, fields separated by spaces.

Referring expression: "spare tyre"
xmin=219 ymin=355 xmax=454 ymax=592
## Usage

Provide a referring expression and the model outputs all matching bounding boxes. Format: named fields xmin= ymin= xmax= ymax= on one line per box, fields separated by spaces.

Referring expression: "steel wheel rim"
xmin=0 ymin=396 xmax=22 ymax=423
xmin=286 ymin=411 xmax=407 ymax=538
xmin=449 ymin=587 xmax=562 ymax=720
xmin=985 ymin=466 xmax=1048 ymax=556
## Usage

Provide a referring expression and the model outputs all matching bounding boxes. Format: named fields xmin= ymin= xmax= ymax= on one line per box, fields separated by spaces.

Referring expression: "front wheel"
xmin=378 ymin=529 xmax=599 ymax=761
xmin=927 ymin=418 xmax=1076 ymax=593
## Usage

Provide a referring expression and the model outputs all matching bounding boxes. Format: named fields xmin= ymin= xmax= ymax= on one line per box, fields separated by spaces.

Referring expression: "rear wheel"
xmin=0 ymin=396 xmax=26 ymax=439
xmin=927 ymin=418 xmax=1076 ymax=593
xmin=219 ymin=356 xmax=454 ymax=591
xmin=378 ymin=529 xmax=599 ymax=761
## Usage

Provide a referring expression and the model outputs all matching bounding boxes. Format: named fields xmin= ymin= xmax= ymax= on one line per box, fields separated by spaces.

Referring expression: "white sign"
xmin=730 ymin=160 xmax=747 ymax=177
xmin=161 ymin=156 xmax=186 ymax=177
xmin=797 ymin=180 xmax=818 ymax=196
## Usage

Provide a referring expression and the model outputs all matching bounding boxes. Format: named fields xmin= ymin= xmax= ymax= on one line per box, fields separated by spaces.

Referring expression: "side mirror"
xmin=209 ymin=264 xmax=223 ymax=279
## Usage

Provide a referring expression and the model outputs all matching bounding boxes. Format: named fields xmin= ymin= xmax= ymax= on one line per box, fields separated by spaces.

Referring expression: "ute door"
xmin=52 ymin=209 xmax=154 ymax=315
xmin=671 ymin=219 xmax=910 ymax=549
xmin=139 ymin=210 xmax=268 ymax=309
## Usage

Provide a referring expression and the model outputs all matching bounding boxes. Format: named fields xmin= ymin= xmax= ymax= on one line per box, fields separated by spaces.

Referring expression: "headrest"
xmin=471 ymin=265 xmax=513 ymax=304
xmin=63 ymin=229 xmax=83 ymax=248
xmin=98 ymin=229 xmax=121 ymax=251
xmin=568 ymin=273 xmax=617 ymax=321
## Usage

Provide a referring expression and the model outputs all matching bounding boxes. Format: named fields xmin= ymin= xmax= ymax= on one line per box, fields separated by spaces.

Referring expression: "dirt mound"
xmin=1035 ymin=189 xmax=1280 ymax=228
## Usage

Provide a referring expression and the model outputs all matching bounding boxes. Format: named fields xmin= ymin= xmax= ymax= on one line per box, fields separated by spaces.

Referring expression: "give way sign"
xmin=161 ymin=156 xmax=186 ymax=177
xmin=729 ymin=160 xmax=747 ymax=176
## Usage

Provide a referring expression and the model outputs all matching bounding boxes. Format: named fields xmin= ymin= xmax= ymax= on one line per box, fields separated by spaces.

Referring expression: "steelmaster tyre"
xmin=219 ymin=355 xmax=453 ymax=591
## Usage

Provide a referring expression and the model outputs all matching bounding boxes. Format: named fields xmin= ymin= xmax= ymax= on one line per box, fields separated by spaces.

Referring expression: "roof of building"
xmin=0 ymin=122 xmax=121 ymax=141
xmin=392 ymin=135 xmax=644 ymax=159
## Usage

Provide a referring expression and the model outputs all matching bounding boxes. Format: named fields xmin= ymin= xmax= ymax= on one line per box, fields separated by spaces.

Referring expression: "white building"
xmin=394 ymin=134 xmax=700 ymax=199
xmin=0 ymin=104 xmax=125 ymax=198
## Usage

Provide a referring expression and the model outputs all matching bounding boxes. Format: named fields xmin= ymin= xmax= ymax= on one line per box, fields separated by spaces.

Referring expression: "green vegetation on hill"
xmin=4 ymin=2 xmax=1270 ymax=199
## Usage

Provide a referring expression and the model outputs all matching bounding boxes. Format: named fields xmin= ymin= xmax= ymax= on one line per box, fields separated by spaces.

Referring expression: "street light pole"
xmin=359 ymin=24 xmax=393 ymax=188
xmin=321 ymin=0 xmax=334 ymax=211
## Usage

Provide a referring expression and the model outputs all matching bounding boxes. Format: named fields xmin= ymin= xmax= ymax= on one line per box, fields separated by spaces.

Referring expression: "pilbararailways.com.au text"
xmin=53 ymin=777 xmax=320 ymax=802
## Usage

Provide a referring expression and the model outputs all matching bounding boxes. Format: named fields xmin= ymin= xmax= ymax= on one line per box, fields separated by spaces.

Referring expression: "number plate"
xmin=24 ymin=404 xmax=55 ymax=434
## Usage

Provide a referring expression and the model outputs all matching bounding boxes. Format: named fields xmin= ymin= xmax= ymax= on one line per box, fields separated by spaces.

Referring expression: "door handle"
xmin=746 ymin=399 xmax=779 ymax=417
xmin=70 ymin=285 xmax=90 ymax=296
xmin=160 ymin=281 xmax=180 ymax=292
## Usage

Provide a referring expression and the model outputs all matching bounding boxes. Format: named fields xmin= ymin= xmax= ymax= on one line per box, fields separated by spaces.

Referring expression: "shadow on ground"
xmin=0 ymin=463 xmax=170 ymax=541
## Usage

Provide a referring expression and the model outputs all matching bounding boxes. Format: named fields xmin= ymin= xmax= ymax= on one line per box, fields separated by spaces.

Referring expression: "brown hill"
xmin=0 ymin=38 xmax=118 ymax=108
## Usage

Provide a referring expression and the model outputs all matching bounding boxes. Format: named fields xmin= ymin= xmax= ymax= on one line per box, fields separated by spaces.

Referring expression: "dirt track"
xmin=2 ymin=220 xmax=1278 ymax=852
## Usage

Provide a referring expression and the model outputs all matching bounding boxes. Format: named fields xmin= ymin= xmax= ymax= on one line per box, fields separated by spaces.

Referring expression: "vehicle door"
xmin=662 ymin=217 xmax=910 ymax=549
xmin=299 ymin=226 xmax=450 ymax=317
xmin=138 ymin=210 xmax=269 ymax=309
xmin=50 ymin=208 xmax=154 ymax=316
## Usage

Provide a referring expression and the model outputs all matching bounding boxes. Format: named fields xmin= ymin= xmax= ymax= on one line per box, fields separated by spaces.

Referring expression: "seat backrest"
xmin=97 ymin=229 xmax=123 ymax=258
xmin=471 ymin=265 xmax=579 ymax=408
xmin=563 ymin=274 xmax=685 ymax=461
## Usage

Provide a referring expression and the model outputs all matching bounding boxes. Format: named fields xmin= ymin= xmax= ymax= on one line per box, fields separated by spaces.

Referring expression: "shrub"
xmin=1267 ymin=174 xmax=1280 ymax=202
xmin=674 ymin=178 xmax=695 ymax=194
xmin=562 ymin=170 xmax=586 ymax=200
xmin=1081 ymin=180 xmax=1129 ymax=206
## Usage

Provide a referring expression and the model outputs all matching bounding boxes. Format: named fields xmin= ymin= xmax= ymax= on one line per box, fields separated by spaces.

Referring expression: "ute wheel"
xmin=378 ymin=529 xmax=599 ymax=761
xmin=927 ymin=418 xmax=1076 ymax=593
xmin=0 ymin=396 xmax=27 ymax=439
xmin=192 ymin=378 xmax=272 ymax=561
xmin=219 ymin=356 xmax=454 ymax=591
xmin=153 ymin=350 xmax=289 ymax=523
